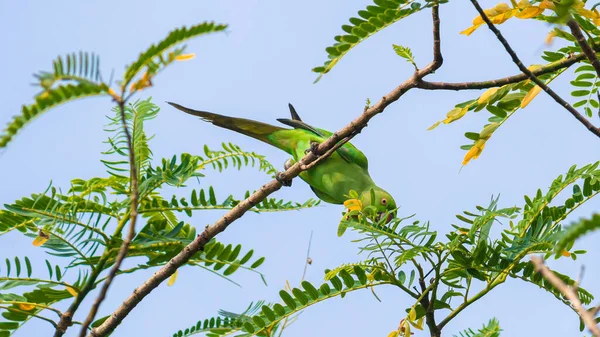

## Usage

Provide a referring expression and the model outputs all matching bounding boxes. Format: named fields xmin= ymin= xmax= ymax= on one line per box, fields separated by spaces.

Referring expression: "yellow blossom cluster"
xmin=461 ymin=0 xmax=600 ymax=36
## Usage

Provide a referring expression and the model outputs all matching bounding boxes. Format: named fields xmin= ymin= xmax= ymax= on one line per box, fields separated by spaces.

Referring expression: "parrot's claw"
xmin=304 ymin=141 xmax=321 ymax=155
xmin=276 ymin=172 xmax=293 ymax=187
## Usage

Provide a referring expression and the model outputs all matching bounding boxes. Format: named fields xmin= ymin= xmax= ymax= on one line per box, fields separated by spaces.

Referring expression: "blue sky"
xmin=1 ymin=0 xmax=599 ymax=336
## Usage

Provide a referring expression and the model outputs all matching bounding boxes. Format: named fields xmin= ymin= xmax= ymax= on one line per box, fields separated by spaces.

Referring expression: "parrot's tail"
xmin=168 ymin=102 xmax=286 ymax=148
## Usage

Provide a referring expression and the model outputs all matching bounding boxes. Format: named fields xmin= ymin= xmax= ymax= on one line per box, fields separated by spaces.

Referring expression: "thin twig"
xmin=469 ymin=0 xmax=600 ymax=138
xmin=567 ymin=19 xmax=600 ymax=78
xmin=417 ymin=53 xmax=587 ymax=90
xmin=88 ymin=5 xmax=443 ymax=337
xmin=277 ymin=231 xmax=314 ymax=337
xmin=76 ymin=99 xmax=140 ymax=337
xmin=531 ymin=256 xmax=600 ymax=337
xmin=301 ymin=231 xmax=313 ymax=281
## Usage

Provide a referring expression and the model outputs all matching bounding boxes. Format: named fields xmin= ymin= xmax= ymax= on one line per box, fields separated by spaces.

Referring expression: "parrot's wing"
xmin=277 ymin=118 xmax=324 ymax=137
xmin=288 ymin=103 xmax=302 ymax=121
xmin=321 ymin=130 xmax=369 ymax=170
xmin=276 ymin=118 xmax=369 ymax=169
xmin=310 ymin=186 xmax=342 ymax=204
xmin=169 ymin=102 xmax=290 ymax=150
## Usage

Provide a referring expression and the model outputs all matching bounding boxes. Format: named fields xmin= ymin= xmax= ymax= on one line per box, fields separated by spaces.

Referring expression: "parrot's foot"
xmin=276 ymin=172 xmax=293 ymax=187
xmin=304 ymin=141 xmax=321 ymax=155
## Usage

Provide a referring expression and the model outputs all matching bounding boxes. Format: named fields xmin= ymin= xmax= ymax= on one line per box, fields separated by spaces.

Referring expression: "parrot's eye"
xmin=381 ymin=198 xmax=388 ymax=205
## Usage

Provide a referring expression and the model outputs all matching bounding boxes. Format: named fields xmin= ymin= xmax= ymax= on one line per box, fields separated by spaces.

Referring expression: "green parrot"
xmin=168 ymin=102 xmax=397 ymax=222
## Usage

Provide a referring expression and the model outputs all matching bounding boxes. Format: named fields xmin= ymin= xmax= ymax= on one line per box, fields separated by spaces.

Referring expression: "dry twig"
xmin=531 ymin=256 xmax=600 ymax=337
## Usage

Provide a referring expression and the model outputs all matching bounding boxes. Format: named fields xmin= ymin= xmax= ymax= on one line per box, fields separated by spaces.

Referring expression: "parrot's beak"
xmin=377 ymin=212 xmax=395 ymax=224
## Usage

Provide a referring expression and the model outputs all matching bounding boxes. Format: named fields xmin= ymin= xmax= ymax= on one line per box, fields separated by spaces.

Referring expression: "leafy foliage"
xmin=428 ymin=66 xmax=565 ymax=165
xmin=5 ymin=3 xmax=600 ymax=337
xmin=123 ymin=22 xmax=227 ymax=87
xmin=103 ymin=98 xmax=160 ymax=179
xmin=197 ymin=143 xmax=278 ymax=177
xmin=0 ymin=93 xmax=317 ymax=335
xmin=172 ymin=314 xmax=243 ymax=337
xmin=454 ymin=318 xmax=501 ymax=337
xmin=0 ymin=256 xmax=83 ymax=336
xmin=173 ymin=267 xmax=391 ymax=337
xmin=312 ymin=0 xmax=445 ymax=82
xmin=1 ymin=21 xmax=226 ymax=151
xmin=33 ymin=52 xmax=104 ymax=91
xmin=139 ymin=187 xmax=319 ymax=217
xmin=393 ymin=44 xmax=417 ymax=69
xmin=554 ymin=213 xmax=600 ymax=256
xmin=189 ymin=161 xmax=600 ymax=337
xmin=0 ymin=83 xmax=109 ymax=148
xmin=570 ymin=63 xmax=600 ymax=118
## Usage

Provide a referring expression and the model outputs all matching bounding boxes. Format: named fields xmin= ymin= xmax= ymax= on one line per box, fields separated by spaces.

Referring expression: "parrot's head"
xmin=359 ymin=187 xmax=397 ymax=224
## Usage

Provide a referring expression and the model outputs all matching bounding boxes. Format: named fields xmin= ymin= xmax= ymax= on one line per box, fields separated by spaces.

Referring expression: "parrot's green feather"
xmin=168 ymin=101 xmax=396 ymax=216
xmin=167 ymin=102 xmax=286 ymax=149
xmin=277 ymin=117 xmax=368 ymax=169
xmin=309 ymin=186 xmax=341 ymax=204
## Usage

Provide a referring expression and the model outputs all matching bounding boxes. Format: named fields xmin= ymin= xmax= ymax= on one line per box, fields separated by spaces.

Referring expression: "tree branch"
xmin=49 ymin=97 xmax=145 ymax=337
xmin=567 ymin=19 xmax=600 ymax=78
xmin=469 ymin=0 xmax=600 ymax=138
xmin=531 ymin=256 xmax=600 ymax=337
xmin=88 ymin=5 xmax=443 ymax=337
xmin=417 ymin=53 xmax=587 ymax=90
xmin=76 ymin=99 xmax=140 ymax=337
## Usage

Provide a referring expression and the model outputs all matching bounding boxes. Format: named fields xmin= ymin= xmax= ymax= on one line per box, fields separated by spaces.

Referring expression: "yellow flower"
xmin=515 ymin=6 xmax=544 ymax=19
xmin=538 ymin=0 xmax=555 ymax=10
xmin=427 ymin=121 xmax=442 ymax=131
xmin=521 ymin=85 xmax=542 ymax=108
xmin=344 ymin=199 xmax=363 ymax=211
xmin=408 ymin=307 xmax=416 ymax=321
xmin=167 ymin=269 xmax=178 ymax=286
xmin=32 ymin=230 xmax=49 ymax=247
xmin=462 ymin=140 xmax=486 ymax=166
xmin=129 ymin=71 xmax=153 ymax=92
xmin=561 ymin=250 xmax=571 ymax=257
xmin=175 ymin=53 xmax=196 ymax=61
xmin=410 ymin=317 xmax=425 ymax=331
xmin=18 ymin=303 xmax=35 ymax=311
xmin=66 ymin=286 xmax=78 ymax=297
xmin=443 ymin=107 xmax=468 ymax=124
xmin=461 ymin=3 xmax=516 ymax=36
xmin=477 ymin=87 xmax=500 ymax=105
xmin=545 ymin=30 xmax=557 ymax=45
xmin=461 ymin=2 xmax=546 ymax=36
xmin=479 ymin=122 xmax=500 ymax=140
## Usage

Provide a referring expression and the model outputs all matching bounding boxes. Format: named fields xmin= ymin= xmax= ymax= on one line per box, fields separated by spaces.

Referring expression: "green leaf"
xmin=453 ymin=318 xmax=501 ymax=337
xmin=291 ymin=288 xmax=309 ymax=305
xmin=1 ymin=83 xmax=109 ymax=148
xmin=338 ymin=269 xmax=355 ymax=288
xmin=34 ymin=52 xmax=104 ymax=90
xmin=302 ymin=281 xmax=320 ymax=300
xmin=261 ymin=305 xmax=276 ymax=321
xmin=123 ymin=22 xmax=227 ymax=85
xmin=312 ymin=1 xmax=429 ymax=82
xmin=392 ymin=44 xmax=417 ymax=69
xmin=250 ymin=257 xmax=265 ymax=269
xmin=555 ymin=214 xmax=600 ymax=256
xmin=279 ymin=290 xmax=297 ymax=310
